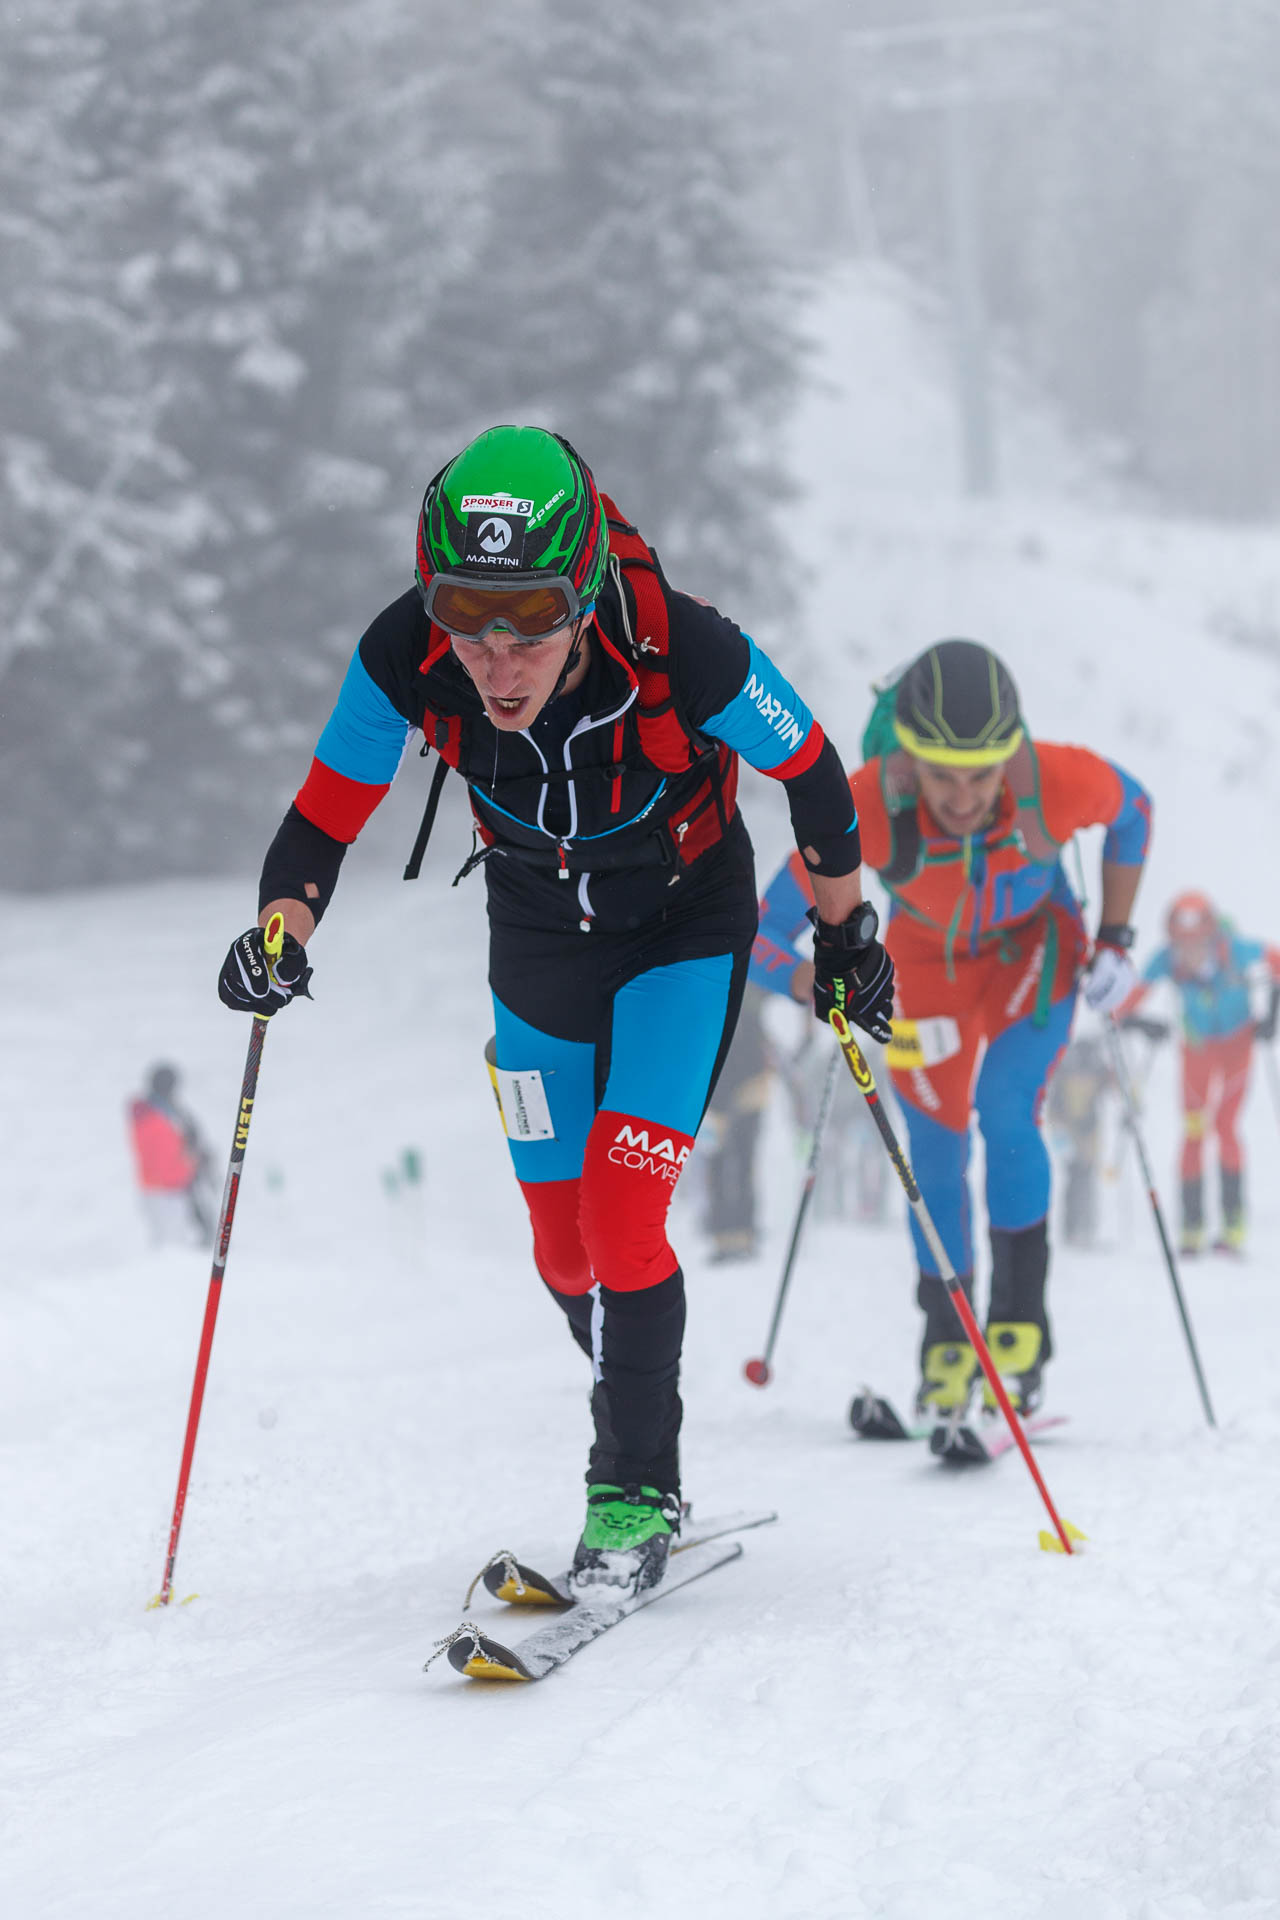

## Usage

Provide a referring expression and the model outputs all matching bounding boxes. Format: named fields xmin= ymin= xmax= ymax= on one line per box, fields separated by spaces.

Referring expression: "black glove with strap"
xmin=218 ymin=925 xmax=313 ymax=1015
xmin=809 ymin=902 xmax=895 ymax=1045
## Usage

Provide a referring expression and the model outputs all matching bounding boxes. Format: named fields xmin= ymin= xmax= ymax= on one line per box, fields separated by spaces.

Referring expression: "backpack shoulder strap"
xmin=599 ymin=494 xmax=706 ymax=776
xmin=416 ymin=624 xmax=463 ymax=768
xmin=1005 ymin=739 xmax=1062 ymax=861
xmin=877 ymin=748 xmax=925 ymax=887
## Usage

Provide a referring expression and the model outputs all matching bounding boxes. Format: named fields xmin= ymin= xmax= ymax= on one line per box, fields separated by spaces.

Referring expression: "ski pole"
xmin=1104 ymin=1031 xmax=1149 ymax=1182
xmin=1102 ymin=1017 xmax=1217 ymax=1429
xmin=827 ymin=1008 xmax=1083 ymax=1556
xmin=744 ymin=1045 xmax=841 ymax=1386
xmin=149 ymin=912 xmax=286 ymax=1607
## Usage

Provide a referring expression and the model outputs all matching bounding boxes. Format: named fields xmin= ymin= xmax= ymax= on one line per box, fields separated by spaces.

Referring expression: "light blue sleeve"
xmin=1101 ymin=764 xmax=1152 ymax=866
xmin=315 ymin=648 xmax=411 ymax=784
xmin=1231 ymin=935 xmax=1266 ymax=970
xmin=700 ymin=636 xmax=818 ymax=773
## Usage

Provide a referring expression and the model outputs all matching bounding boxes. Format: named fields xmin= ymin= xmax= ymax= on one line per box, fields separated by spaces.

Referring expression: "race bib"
xmin=489 ymin=1063 xmax=556 ymax=1141
xmin=885 ymin=1016 xmax=962 ymax=1072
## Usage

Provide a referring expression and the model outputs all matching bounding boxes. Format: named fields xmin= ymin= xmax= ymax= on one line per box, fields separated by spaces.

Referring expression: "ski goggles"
xmin=420 ymin=572 xmax=592 ymax=642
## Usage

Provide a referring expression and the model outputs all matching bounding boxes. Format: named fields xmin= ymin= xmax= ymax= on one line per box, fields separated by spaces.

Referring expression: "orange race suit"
xmin=752 ymin=738 xmax=1151 ymax=1348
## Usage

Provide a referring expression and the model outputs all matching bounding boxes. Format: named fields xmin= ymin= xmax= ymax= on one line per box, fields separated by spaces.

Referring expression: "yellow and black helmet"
xmin=893 ymin=638 xmax=1023 ymax=767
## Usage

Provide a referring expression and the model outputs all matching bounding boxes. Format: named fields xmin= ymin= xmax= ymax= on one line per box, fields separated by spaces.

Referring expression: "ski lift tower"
xmin=844 ymin=11 xmax=1056 ymax=499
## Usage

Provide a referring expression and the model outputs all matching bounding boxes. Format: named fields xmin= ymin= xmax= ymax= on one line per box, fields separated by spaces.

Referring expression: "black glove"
xmin=809 ymin=903 xmax=895 ymax=1044
xmin=1121 ymin=1014 xmax=1170 ymax=1044
xmin=218 ymin=926 xmax=313 ymax=1015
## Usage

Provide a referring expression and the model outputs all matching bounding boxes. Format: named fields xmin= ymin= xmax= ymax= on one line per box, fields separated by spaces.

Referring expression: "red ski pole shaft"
xmin=828 ymin=1009 xmax=1078 ymax=1555
xmin=151 ymin=913 xmax=284 ymax=1607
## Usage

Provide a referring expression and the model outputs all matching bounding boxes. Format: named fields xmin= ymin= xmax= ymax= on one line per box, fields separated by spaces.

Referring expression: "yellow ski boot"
xmin=982 ymin=1322 xmax=1045 ymax=1415
xmin=916 ymin=1341 xmax=978 ymax=1417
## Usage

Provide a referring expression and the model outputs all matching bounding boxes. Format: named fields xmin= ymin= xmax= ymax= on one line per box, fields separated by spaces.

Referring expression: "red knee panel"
xmin=579 ymin=1109 xmax=694 ymax=1292
xmin=519 ymin=1178 xmax=593 ymax=1295
xmin=1215 ymin=1027 xmax=1254 ymax=1172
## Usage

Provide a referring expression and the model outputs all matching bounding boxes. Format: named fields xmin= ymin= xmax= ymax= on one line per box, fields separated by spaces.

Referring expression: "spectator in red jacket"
xmin=127 ymin=1063 xmax=213 ymax=1247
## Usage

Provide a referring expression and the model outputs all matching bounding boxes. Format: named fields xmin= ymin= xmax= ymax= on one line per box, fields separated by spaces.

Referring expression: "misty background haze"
xmin=3 ymin=0 xmax=1280 ymax=890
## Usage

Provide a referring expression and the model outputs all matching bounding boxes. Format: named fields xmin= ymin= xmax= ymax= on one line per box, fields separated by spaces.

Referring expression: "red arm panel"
xmin=295 ymin=756 xmax=391 ymax=845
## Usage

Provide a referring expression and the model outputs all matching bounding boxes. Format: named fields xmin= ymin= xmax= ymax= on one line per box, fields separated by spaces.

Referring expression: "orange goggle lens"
xmin=425 ymin=578 xmax=577 ymax=640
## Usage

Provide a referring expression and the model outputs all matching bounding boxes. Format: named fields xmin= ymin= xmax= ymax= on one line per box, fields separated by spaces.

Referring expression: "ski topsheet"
xmin=468 ymin=1507 xmax=777 ymax=1610
xmin=849 ymin=1389 xmax=1068 ymax=1464
xmin=431 ymin=1537 xmax=745 ymax=1683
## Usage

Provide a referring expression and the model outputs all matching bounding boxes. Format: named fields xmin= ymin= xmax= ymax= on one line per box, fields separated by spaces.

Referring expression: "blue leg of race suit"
xmin=602 ymin=955 xmax=736 ymax=1136
xmin=492 ymin=954 xmax=738 ymax=1492
xmin=899 ymin=1104 xmax=973 ymax=1280
xmin=974 ymin=989 xmax=1076 ymax=1232
xmin=489 ymin=999 xmax=596 ymax=1188
xmin=491 ymin=952 xmax=737 ymax=1190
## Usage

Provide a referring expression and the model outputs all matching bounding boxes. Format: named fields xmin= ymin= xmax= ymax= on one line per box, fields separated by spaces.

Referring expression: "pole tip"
xmin=1038 ymin=1520 xmax=1088 ymax=1556
xmin=743 ymin=1357 xmax=772 ymax=1387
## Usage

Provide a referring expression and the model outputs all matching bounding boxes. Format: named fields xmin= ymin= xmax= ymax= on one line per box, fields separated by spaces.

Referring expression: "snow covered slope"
xmin=3 ymin=269 xmax=1280 ymax=1918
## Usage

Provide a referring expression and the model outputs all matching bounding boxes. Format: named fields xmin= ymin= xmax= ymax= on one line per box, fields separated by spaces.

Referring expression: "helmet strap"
xmin=549 ymin=612 xmax=591 ymax=702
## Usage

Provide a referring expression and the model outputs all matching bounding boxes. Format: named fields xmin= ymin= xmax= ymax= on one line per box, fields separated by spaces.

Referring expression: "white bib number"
xmin=492 ymin=1065 xmax=556 ymax=1141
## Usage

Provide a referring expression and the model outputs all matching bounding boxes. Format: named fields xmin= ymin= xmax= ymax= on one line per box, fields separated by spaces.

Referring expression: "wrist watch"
xmin=1096 ymin=922 xmax=1136 ymax=950
xmin=816 ymin=900 xmax=880 ymax=951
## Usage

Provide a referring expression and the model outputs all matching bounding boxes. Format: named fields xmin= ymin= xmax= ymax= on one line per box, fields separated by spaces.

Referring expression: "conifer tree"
xmin=419 ymin=0 xmax=799 ymax=620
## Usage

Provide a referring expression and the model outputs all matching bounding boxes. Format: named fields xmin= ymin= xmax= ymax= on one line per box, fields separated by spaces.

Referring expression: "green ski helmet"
xmin=415 ymin=426 xmax=609 ymax=632
xmin=893 ymin=638 xmax=1024 ymax=767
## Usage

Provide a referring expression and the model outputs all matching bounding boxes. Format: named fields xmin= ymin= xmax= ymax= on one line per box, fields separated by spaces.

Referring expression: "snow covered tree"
xmin=1142 ymin=0 xmax=1280 ymax=514
xmin=0 ymin=0 xmax=490 ymax=887
xmin=417 ymin=0 xmax=800 ymax=621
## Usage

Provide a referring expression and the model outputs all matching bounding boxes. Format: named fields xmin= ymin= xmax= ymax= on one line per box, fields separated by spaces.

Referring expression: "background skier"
xmin=1046 ymin=1032 xmax=1115 ymax=1249
xmin=752 ymin=638 xmax=1152 ymax=1431
xmin=216 ymin=424 xmax=893 ymax=1596
xmin=1121 ymin=892 xmax=1280 ymax=1255
xmin=698 ymin=983 xmax=773 ymax=1264
xmin=126 ymin=1063 xmax=213 ymax=1247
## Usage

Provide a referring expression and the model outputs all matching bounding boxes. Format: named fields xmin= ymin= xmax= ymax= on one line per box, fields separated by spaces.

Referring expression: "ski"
xmin=428 ymin=1538 xmax=745 ymax=1684
xmin=976 ymin=1413 xmax=1070 ymax=1459
xmin=467 ymin=1507 xmax=777 ymax=1610
xmin=849 ymin=1388 xmax=1068 ymax=1465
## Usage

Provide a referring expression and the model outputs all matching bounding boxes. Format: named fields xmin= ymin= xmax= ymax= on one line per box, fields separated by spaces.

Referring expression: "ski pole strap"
xmin=404 ymin=750 xmax=451 ymax=881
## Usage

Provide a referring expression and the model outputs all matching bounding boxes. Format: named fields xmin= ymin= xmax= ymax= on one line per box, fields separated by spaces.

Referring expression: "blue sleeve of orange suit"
xmin=1036 ymin=743 xmax=1152 ymax=866
xmin=750 ymin=850 xmax=816 ymax=997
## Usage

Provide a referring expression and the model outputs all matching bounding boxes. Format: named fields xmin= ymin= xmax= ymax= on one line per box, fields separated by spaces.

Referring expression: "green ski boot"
xmin=569 ymin=1484 xmax=681 ymax=1598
